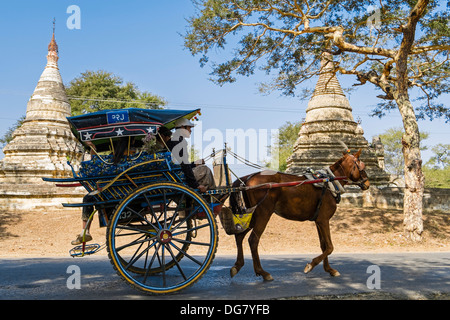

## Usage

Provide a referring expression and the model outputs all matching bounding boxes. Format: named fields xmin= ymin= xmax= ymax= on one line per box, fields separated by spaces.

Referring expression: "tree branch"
xmin=410 ymin=44 xmax=450 ymax=55
xmin=330 ymin=27 xmax=396 ymax=58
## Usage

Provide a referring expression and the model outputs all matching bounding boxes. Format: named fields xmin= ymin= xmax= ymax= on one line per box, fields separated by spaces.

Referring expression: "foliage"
xmin=184 ymin=0 xmax=449 ymax=120
xmin=378 ymin=127 xmax=429 ymax=176
xmin=423 ymin=166 xmax=450 ymax=188
xmin=423 ymin=143 xmax=450 ymax=188
xmin=0 ymin=115 xmax=25 ymax=148
xmin=379 ymin=128 xmax=449 ymax=188
xmin=66 ymin=70 xmax=167 ymax=115
xmin=266 ymin=121 xmax=301 ymax=171
xmin=425 ymin=143 xmax=450 ymax=169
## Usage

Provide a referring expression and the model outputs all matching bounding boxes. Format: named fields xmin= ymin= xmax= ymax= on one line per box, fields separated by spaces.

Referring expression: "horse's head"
xmin=339 ymin=149 xmax=370 ymax=190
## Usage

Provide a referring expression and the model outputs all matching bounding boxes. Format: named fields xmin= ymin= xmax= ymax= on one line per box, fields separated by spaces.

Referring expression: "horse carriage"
xmin=43 ymin=108 xmax=369 ymax=294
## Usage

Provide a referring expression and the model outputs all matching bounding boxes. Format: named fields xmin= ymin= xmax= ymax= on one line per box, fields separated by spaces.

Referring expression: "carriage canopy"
xmin=67 ymin=108 xmax=200 ymax=147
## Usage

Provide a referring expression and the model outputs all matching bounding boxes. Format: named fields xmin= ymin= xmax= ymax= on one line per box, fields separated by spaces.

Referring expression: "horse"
xmin=229 ymin=149 xmax=370 ymax=281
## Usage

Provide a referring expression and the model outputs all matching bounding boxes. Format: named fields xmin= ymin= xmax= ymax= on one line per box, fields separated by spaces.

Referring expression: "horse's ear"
xmin=354 ymin=148 xmax=362 ymax=158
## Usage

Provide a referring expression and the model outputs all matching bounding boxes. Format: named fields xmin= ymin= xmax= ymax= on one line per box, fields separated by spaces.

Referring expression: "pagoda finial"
xmin=48 ymin=18 xmax=58 ymax=53
xmin=46 ymin=19 xmax=59 ymax=67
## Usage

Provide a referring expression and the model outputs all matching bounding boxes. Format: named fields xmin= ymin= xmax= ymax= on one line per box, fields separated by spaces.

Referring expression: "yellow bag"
xmin=219 ymin=206 xmax=255 ymax=235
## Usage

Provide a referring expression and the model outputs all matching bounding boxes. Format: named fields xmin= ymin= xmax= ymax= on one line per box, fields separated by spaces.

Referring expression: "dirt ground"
xmin=1 ymin=206 xmax=449 ymax=258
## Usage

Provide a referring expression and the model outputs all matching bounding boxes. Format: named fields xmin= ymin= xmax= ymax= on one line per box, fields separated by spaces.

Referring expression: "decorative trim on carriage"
xmin=79 ymin=123 xmax=159 ymax=142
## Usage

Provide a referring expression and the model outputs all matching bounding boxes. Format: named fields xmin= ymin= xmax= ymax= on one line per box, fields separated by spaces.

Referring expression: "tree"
xmin=0 ymin=116 xmax=25 ymax=149
xmin=379 ymin=127 xmax=428 ymax=176
xmin=66 ymin=70 xmax=167 ymax=115
xmin=267 ymin=121 xmax=301 ymax=171
xmin=425 ymin=143 xmax=450 ymax=169
xmin=184 ymin=0 xmax=449 ymax=241
xmin=422 ymin=166 xmax=450 ymax=188
xmin=423 ymin=143 xmax=450 ymax=188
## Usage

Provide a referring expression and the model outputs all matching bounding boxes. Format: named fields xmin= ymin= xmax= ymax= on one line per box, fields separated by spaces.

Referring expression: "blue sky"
xmin=0 ymin=1 xmax=448 ymax=176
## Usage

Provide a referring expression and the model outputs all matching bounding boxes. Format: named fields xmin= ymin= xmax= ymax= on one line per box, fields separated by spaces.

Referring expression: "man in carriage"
xmin=167 ymin=118 xmax=216 ymax=194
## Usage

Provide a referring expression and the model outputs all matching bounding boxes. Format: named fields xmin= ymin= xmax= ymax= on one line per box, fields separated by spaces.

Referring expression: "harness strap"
xmin=309 ymin=184 xmax=328 ymax=222
xmin=234 ymin=174 xmax=269 ymax=217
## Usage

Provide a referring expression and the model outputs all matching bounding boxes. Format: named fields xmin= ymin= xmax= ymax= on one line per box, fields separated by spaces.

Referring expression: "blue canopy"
xmin=67 ymin=108 xmax=200 ymax=145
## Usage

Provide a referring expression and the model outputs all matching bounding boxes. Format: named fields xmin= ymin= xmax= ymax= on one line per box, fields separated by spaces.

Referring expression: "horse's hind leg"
xmin=304 ymin=219 xmax=340 ymax=277
xmin=230 ymin=228 xmax=250 ymax=278
xmin=322 ymin=257 xmax=340 ymax=277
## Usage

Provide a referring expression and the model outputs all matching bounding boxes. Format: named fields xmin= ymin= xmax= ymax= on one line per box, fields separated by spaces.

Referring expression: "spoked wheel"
xmin=106 ymin=181 xmax=218 ymax=295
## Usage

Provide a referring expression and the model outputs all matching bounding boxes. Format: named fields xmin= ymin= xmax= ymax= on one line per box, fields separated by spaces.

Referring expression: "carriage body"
xmin=43 ymin=108 xmax=226 ymax=294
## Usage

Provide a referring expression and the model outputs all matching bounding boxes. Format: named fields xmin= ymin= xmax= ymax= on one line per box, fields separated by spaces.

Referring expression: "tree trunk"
xmin=393 ymin=0 xmax=428 ymax=241
xmin=396 ymin=94 xmax=424 ymax=241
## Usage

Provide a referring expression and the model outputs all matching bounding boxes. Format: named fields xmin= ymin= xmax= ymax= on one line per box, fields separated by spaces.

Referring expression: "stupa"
xmin=0 ymin=25 xmax=84 ymax=211
xmin=286 ymin=52 xmax=390 ymax=185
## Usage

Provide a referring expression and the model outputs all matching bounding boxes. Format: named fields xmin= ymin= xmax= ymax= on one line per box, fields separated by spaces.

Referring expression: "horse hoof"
xmin=304 ymin=263 xmax=313 ymax=274
xmin=263 ymin=274 xmax=274 ymax=281
xmin=330 ymin=270 xmax=341 ymax=277
xmin=230 ymin=267 xmax=238 ymax=278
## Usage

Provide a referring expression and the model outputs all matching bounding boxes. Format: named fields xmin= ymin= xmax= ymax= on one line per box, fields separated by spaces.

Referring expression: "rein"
xmin=245 ymin=176 xmax=348 ymax=191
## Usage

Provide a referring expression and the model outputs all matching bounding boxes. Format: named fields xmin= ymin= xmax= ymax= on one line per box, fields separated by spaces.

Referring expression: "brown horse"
xmin=229 ymin=149 xmax=370 ymax=281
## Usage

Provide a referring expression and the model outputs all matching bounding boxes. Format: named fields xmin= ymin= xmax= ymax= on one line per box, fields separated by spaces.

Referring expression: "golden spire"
xmin=46 ymin=18 xmax=59 ymax=67
xmin=48 ymin=18 xmax=58 ymax=53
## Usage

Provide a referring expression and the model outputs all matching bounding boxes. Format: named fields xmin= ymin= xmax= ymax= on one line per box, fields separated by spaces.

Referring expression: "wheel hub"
xmin=158 ymin=229 xmax=173 ymax=244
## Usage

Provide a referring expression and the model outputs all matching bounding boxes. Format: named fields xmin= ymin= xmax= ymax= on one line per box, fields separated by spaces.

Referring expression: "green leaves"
xmin=266 ymin=121 xmax=302 ymax=172
xmin=0 ymin=115 xmax=25 ymax=148
xmin=379 ymin=127 xmax=429 ymax=175
xmin=65 ymin=70 xmax=167 ymax=116
xmin=184 ymin=0 xmax=449 ymax=121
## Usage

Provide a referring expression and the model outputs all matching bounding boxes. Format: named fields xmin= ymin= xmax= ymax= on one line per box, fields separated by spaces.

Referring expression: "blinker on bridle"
xmin=351 ymin=156 xmax=369 ymax=188
xmin=340 ymin=153 xmax=369 ymax=189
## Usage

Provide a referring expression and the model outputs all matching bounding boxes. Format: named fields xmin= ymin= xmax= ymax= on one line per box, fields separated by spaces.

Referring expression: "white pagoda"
xmin=0 ymin=27 xmax=83 ymax=211
xmin=286 ymin=52 xmax=390 ymax=185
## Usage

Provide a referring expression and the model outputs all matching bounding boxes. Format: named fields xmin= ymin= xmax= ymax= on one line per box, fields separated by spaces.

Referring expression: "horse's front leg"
xmin=304 ymin=219 xmax=340 ymax=277
xmin=248 ymin=211 xmax=274 ymax=281
xmin=230 ymin=228 xmax=250 ymax=278
xmin=317 ymin=222 xmax=341 ymax=277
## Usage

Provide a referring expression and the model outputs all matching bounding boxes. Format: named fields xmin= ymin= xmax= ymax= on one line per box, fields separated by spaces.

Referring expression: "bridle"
xmin=339 ymin=154 xmax=369 ymax=189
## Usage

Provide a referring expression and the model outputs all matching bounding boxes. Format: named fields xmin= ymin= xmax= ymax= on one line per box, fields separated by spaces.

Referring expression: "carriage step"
xmin=69 ymin=243 xmax=101 ymax=257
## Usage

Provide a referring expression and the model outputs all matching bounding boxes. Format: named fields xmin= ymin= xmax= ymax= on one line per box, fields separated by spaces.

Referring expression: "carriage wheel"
xmin=104 ymin=204 xmax=191 ymax=275
xmin=115 ymin=219 xmax=193 ymax=276
xmin=106 ymin=181 xmax=218 ymax=294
